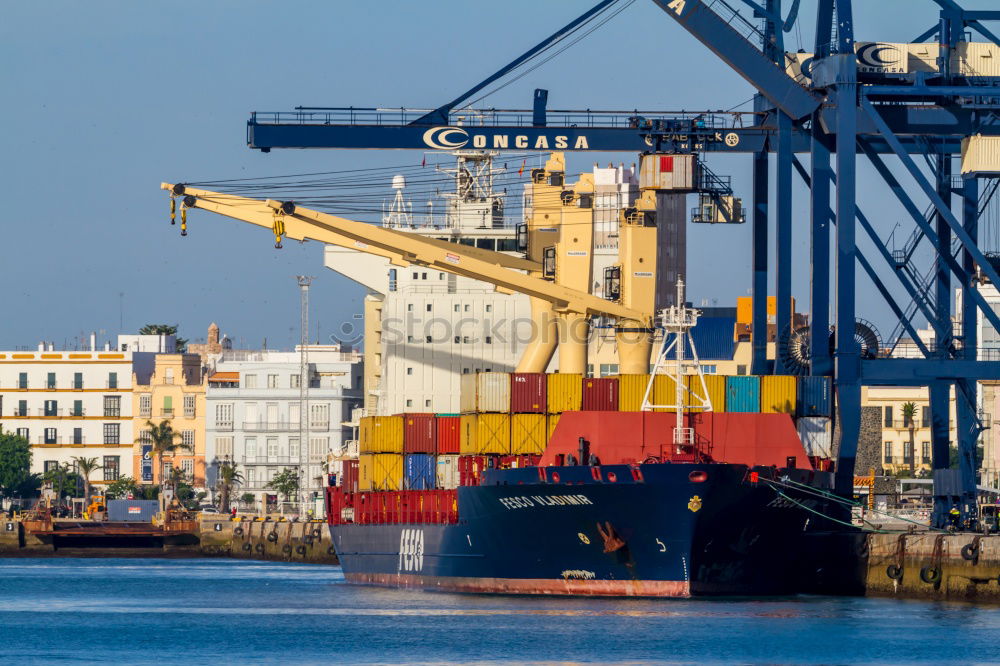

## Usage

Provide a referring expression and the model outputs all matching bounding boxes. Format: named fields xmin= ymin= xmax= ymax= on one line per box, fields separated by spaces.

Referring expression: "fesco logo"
xmin=398 ymin=528 xmax=424 ymax=573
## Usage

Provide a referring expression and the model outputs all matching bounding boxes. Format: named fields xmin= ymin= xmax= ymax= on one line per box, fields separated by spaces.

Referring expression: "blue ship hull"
xmin=329 ymin=463 xmax=839 ymax=597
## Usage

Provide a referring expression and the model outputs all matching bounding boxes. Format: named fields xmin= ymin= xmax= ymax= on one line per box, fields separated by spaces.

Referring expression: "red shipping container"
xmin=582 ymin=377 xmax=619 ymax=411
xmin=458 ymin=455 xmax=501 ymax=486
xmin=403 ymin=413 xmax=436 ymax=453
xmin=436 ymin=416 xmax=461 ymax=454
xmin=510 ymin=373 xmax=546 ymax=413
xmin=342 ymin=459 xmax=359 ymax=494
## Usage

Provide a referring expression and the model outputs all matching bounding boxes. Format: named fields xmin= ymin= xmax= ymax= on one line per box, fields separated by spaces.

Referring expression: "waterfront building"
xmin=204 ymin=345 xmax=363 ymax=514
xmin=0 ymin=336 xmax=168 ymax=491
xmin=132 ymin=353 xmax=207 ymax=490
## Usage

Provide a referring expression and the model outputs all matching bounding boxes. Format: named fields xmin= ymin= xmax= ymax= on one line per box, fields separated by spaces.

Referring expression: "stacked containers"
xmin=797 ymin=416 xmax=834 ymax=459
xmin=547 ymin=373 xmax=583 ymax=413
xmin=402 ymin=413 xmax=436 ymax=453
xmin=359 ymin=453 xmax=403 ymax=491
xmin=341 ymin=459 xmax=359 ymax=493
xmin=404 ymin=454 xmax=436 ymax=490
xmin=360 ymin=416 xmax=403 ymax=453
xmin=459 ymin=413 xmax=511 ymax=454
xmin=797 ymin=376 xmax=833 ymax=417
xmin=511 ymin=413 xmax=547 ymax=455
xmin=617 ymin=374 xmax=651 ymax=411
xmin=725 ymin=375 xmax=761 ymax=412
xmin=760 ymin=375 xmax=797 ymax=414
xmin=687 ymin=374 xmax=726 ymax=412
xmin=460 ymin=372 xmax=511 ymax=413
xmin=436 ymin=414 xmax=461 ymax=454
xmin=652 ymin=374 xmax=687 ymax=412
xmin=436 ymin=454 xmax=460 ymax=489
xmin=510 ymin=373 xmax=546 ymax=413
xmin=581 ymin=377 xmax=619 ymax=411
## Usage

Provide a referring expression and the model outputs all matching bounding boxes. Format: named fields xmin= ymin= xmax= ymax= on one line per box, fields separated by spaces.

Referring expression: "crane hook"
xmin=169 ymin=197 xmax=176 ymax=225
xmin=272 ymin=212 xmax=285 ymax=249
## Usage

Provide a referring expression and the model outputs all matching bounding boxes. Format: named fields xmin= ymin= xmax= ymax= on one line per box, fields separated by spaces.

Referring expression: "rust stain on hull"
xmin=346 ymin=572 xmax=690 ymax=597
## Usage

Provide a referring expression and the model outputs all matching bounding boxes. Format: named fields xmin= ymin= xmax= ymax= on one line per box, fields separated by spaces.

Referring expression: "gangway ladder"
xmin=640 ymin=278 xmax=713 ymax=454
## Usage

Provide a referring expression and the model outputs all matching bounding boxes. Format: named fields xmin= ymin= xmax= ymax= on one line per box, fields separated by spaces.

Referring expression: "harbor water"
xmin=1 ymin=558 xmax=999 ymax=664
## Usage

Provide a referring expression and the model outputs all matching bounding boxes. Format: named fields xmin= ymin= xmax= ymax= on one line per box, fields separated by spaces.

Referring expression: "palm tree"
xmin=901 ymin=401 xmax=917 ymax=473
xmin=216 ymin=461 xmax=245 ymax=514
xmin=72 ymin=456 xmax=102 ymax=510
xmin=146 ymin=419 xmax=192 ymax=510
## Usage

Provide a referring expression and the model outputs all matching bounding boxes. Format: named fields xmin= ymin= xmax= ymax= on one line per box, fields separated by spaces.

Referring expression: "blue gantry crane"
xmin=244 ymin=0 xmax=1000 ymax=528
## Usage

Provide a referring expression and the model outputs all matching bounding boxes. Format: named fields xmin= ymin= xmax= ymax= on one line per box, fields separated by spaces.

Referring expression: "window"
xmin=463 ymin=336 xmax=470 ymax=343
xmin=139 ymin=394 xmax=151 ymax=417
xmin=73 ymin=372 xmax=83 ymax=389
xmin=103 ymin=456 xmax=120 ymax=481
xmin=921 ymin=406 xmax=930 ymax=428
xmin=162 ymin=462 xmax=173 ymax=480
xmin=165 ymin=367 xmax=174 ymax=385
xmin=462 ymin=368 xmax=470 ymax=374
xmin=184 ymin=395 xmax=196 ymax=418
xmin=182 ymin=430 xmax=195 ymax=450
xmin=701 ymin=365 xmax=717 ymax=374
xmin=267 ymin=374 xmax=279 ymax=388
xmin=388 ymin=269 xmax=397 ymax=292
xmin=883 ymin=406 xmax=893 ymax=427
xmin=44 ymin=460 xmax=58 ymax=473
xmin=426 ymin=304 xmax=432 ymax=312
xmin=290 ymin=374 xmax=301 ymax=388
xmin=407 ymin=336 xmax=414 ymax=343
xmin=406 ymin=367 xmax=413 ymax=375
xmin=407 ymin=304 xmax=413 ymax=312
xmin=883 ymin=442 xmax=893 ymax=464
xmin=44 ymin=428 xmax=57 ymax=444
xmin=216 ymin=403 xmax=233 ymax=429
xmin=47 ymin=372 xmax=56 ymax=389
xmin=16 ymin=400 xmax=26 ymax=417
xmin=736 ymin=365 xmax=747 ymax=376
xmin=72 ymin=428 xmax=82 ymax=445
xmin=485 ymin=305 xmax=492 ymax=313
xmin=921 ymin=442 xmax=931 ymax=464
xmin=309 ymin=437 xmax=328 ymax=456
xmin=267 ymin=467 xmax=278 ymax=482
xmin=18 ymin=372 xmax=28 ymax=389
xmin=162 ymin=395 xmax=173 ymax=417
xmin=425 ymin=336 xmax=432 ymax=343
xmin=108 ymin=372 xmax=118 ymax=389
xmin=903 ymin=441 xmax=914 ymax=464
xmin=103 ymin=395 xmax=121 ymax=417
xmin=288 ymin=437 xmax=300 ymax=461
xmin=246 ymin=437 xmax=257 ymax=459
xmin=44 ymin=400 xmax=58 ymax=417
xmin=454 ymin=305 xmax=460 ymax=312
xmin=244 ymin=374 xmax=257 ymax=389
xmin=181 ymin=459 xmax=194 ymax=478
xmin=72 ymin=400 xmax=83 ymax=417
xmin=103 ymin=423 xmax=120 ymax=445
xmin=215 ymin=436 xmax=233 ymax=457
xmin=422 ymin=272 xmax=427 ymax=280
xmin=16 ymin=427 xmax=29 ymax=440
xmin=454 ymin=336 xmax=461 ymax=344
xmin=464 ymin=305 xmax=470 ymax=312
xmin=412 ymin=272 xmax=418 ymax=280
xmin=309 ymin=404 xmax=329 ymax=428
xmin=246 ymin=468 xmax=256 ymax=486
xmin=485 ymin=336 xmax=493 ymax=344
xmin=267 ymin=437 xmax=278 ymax=459
xmin=406 ymin=399 xmax=413 ymax=407
xmin=289 ymin=403 xmax=300 ymax=427
xmin=424 ymin=399 xmax=431 ymax=408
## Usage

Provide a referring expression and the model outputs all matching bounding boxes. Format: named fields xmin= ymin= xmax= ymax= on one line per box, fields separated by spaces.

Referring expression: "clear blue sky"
xmin=2 ymin=1 xmax=995 ymax=351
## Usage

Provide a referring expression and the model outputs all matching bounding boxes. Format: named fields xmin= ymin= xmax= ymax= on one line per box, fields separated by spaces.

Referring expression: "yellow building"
xmin=861 ymin=386 xmax=958 ymax=475
xmin=133 ymin=354 xmax=207 ymax=489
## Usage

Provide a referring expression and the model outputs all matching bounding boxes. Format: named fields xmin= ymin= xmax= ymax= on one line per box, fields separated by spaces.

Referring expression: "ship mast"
xmin=640 ymin=278 xmax=714 ymax=453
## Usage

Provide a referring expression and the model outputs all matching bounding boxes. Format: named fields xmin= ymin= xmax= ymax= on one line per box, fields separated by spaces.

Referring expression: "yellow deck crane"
xmin=162 ymin=154 xmax=658 ymax=374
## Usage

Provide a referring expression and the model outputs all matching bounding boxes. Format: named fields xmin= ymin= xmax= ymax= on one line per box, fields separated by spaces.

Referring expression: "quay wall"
xmin=199 ymin=517 xmax=338 ymax=565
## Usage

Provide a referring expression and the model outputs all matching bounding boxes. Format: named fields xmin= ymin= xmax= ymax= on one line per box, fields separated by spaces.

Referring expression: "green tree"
xmin=0 ymin=428 xmax=32 ymax=500
xmin=216 ymin=462 xmax=245 ymax=514
xmin=72 ymin=456 xmax=102 ymax=507
xmin=266 ymin=469 xmax=300 ymax=507
xmin=239 ymin=492 xmax=256 ymax=510
xmin=139 ymin=324 xmax=188 ymax=352
xmin=105 ymin=475 xmax=138 ymax=500
xmin=901 ymin=401 xmax=917 ymax=473
xmin=42 ymin=463 xmax=79 ymax=506
xmin=146 ymin=419 xmax=192 ymax=509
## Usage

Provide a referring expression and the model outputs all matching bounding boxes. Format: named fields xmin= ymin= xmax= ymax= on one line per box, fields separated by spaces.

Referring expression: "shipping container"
xmin=687 ymin=374 xmax=726 ymax=412
xmin=359 ymin=453 xmax=403 ymax=491
xmin=436 ymin=454 xmax=460 ymax=489
xmin=359 ymin=415 xmax=404 ymax=453
xmin=460 ymin=372 xmax=511 ymax=413
xmin=511 ymin=413 xmax=548 ymax=455
xmin=107 ymin=499 xmax=158 ymax=522
xmin=404 ymin=453 xmax=436 ymax=490
xmin=459 ymin=413 xmax=511 ymax=455
xmin=547 ymin=373 xmax=583 ymax=413
xmin=435 ymin=415 xmax=461 ymax=454
xmin=458 ymin=454 xmax=497 ymax=486
xmin=639 ymin=153 xmax=696 ymax=190
xmin=761 ymin=375 xmax=797 ymax=414
xmin=797 ymin=416 xmax=834 ymax=459
xmin=402 ymin=413 xmax=436 ymax=453
xmin=547 ymin=413 xmax=561 ymax=442
xmin=725 ymin=375 xmax=761 ymax=412
xmin=341 ymin=459 xmax=359 ymax=493
xmin=797 ymin=376 xmax=833 ymax=417
xmin=652 ymin=374 xmax=686 ymax=413
xmin=617 ymin=374 xmax=651 ymax=411
xmin=510 ymin=373 xmax=547 ymax=413
xmin=582 ymin=377 xmax=619 ymax=411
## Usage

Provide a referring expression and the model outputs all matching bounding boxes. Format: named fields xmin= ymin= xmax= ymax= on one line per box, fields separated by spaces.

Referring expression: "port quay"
xmin=4 ymin=1 xmax=1000 ymax=663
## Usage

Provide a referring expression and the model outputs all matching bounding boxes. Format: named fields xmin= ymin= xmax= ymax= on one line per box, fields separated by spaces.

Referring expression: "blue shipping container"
xmin=107 ymin=499 xmax=159 ymax=522
xmin=797 ymin=376 xmax=833 ymax=417
xmin=725 ymin=375 xmax=761 ymax=413
xmin=404 ymin=454 xmax=437 ymax=490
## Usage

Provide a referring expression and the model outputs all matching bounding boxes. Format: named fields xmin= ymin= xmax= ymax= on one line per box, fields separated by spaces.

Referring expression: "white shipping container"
xmin=797 ymin=416 xmax=833 ymax=459
xmin=961 ymin=134 xmax=1000 ymax=175
xmin=639 ymin=154 xmax=696 ymax=191
xmin=460 ymin=371 xmax=511 ymax=413
xmin=436 ymin=454 xmax=460 ymax=489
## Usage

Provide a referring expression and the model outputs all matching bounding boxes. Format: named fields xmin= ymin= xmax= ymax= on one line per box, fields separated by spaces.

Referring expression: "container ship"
xmin=326 ymin=288 xmax=843 ymax=597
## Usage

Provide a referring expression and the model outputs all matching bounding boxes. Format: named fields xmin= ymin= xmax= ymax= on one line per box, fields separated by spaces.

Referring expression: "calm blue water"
xmin=0 ymin=558 xmax=998 ymax=665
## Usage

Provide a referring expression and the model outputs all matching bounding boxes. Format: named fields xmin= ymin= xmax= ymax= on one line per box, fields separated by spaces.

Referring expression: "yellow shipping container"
xmin=652 ymin=374 xmax=688 ymax=413
xmin=460 ymin=413 xmax=511 ymax=455
xmin=547 ymin=413 xmax=561 ymax=442
xmin=358 ymin=453 xmax=403 ymax=491
xmin=761 ymin=375 xmax=797 ymax=414
xmin=511 ymin=413 xmax=547 ymax=455
xmin=547 ymin=373 xmax=582 ymax=413
xmin=359 ymin=415 xmax=404 ymax=453
xmin=687 ymin=374 xmax=726 ymax=412
xmin=617 ymin=374 xmax=651 ymax=411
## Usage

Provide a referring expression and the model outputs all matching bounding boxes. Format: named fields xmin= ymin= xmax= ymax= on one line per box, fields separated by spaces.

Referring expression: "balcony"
xmin=886 ymin=420 xmax=930 ymax=430
xmin=243 ymin=420 xmax=293 ymax=432
xmin=161 ymin=408 xmax=175 ymax=418
xmin=12 ymin=408 xmax=88 ymax=418
xmin=36 ymin=435 xmax=64 ymax=445
xmin=216 ymin=421 xmax=234 ymax=431
xmin=244 ymin=456 xmax=298 ymax=464
xmin=308 ymin=421 xmax=330 ymax=431
xmin=104 ymin=409 xmax=121 ymax=418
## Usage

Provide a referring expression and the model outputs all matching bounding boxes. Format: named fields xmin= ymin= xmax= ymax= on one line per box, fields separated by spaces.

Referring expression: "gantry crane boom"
xmin=162 ymin=183 xmax=650 ymax=323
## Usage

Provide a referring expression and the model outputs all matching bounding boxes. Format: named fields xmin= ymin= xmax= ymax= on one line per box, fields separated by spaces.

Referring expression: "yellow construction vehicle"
xmin=85 ymin=495 xmax=106 ymax=520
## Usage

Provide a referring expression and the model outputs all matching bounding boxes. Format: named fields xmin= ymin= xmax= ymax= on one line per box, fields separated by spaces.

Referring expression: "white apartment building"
xmin=0 ymin=336 xmax=164 ymax=487
xmin=204 ymin=346 xmax=363 ymax=513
